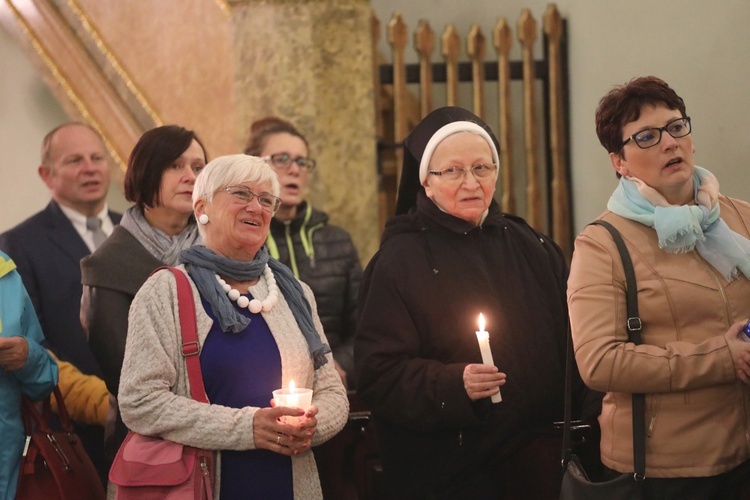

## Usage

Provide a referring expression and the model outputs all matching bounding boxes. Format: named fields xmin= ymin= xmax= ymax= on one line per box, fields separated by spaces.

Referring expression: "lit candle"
xmin=272 ymin=380 xmax=313 ymax=424
xmin=476 ymin=313 xmax=502 ymax=403
xmin=286 ymin=380 xmax=300 ymax=408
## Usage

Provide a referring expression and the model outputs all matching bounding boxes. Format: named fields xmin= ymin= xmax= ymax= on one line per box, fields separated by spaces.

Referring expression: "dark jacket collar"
xmin=382 ymin=191 xmax=506 ymax=245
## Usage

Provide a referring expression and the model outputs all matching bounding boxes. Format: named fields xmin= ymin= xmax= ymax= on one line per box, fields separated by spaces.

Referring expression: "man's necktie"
xmin=86 ymin=216 xmax=107 ymax=249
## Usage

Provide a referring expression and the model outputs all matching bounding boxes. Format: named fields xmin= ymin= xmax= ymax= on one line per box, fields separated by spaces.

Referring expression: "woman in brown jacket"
xmin=568 ymin=76 xmax=750 ymax=499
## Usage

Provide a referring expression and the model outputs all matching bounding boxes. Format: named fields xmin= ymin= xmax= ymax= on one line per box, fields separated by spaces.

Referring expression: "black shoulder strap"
xmin=563 ymin=220 xmax=645 ymax=482
xmin=588 ymin=220 xmax=646 ymax=481
xmin=590 ymin=221 xmax=643 ymax=344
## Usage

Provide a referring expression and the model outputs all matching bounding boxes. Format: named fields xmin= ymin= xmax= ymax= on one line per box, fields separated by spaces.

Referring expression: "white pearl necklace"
xmin=216 ymin=265 xmax=279 ymax=314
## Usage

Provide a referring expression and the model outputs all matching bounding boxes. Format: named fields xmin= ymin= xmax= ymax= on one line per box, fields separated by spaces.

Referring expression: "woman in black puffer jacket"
xmin=245 ymin=117 xmax=362 ymax=389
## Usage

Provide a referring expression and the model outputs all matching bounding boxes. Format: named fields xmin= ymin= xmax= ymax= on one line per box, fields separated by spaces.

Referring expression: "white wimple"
xmin=216 ymin=265 xmax=279 ymax=314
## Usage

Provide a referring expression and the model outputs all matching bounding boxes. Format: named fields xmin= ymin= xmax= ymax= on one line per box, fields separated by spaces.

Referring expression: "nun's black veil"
xmin=395 ymin=106 xmax=501 ymax=215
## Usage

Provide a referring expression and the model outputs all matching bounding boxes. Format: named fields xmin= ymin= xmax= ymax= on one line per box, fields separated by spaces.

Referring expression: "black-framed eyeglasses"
xmin=262 ymin=153 xmax=317 ymax=172
xmin=621 ymin=116 xmax=692 ymax=149
xmin=428 ymin=163 xmax=497 ymax=182
xmin=221 ymin=186 xmax=282 ymax=213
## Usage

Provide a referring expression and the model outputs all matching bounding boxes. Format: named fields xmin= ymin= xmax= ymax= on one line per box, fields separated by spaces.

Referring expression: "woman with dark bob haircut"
xmin=80 ymin=125 xmax=207 ymax=473
xmin=568 ymin=76 xmax=750 ymax=498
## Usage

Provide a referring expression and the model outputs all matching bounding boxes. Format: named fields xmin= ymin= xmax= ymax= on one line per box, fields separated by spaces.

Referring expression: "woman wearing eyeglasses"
xmin=568 ymin=76 xmax=750 ymax=498
xmin=244 ymin=117 xmax=362 ymax=390
xmin=117 ymin=154 xmax=348 ymax=499
xmin=354 ymin=107 xmax=592 ymax=498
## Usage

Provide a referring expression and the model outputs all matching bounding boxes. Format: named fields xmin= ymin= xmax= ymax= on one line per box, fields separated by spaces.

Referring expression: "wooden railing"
xmin=373 ymin=3 xmax=573 ymax=260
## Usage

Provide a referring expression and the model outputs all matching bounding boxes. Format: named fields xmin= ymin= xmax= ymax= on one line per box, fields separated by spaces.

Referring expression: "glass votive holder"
xmin=272 ymin=387 xmax=313 ymax=425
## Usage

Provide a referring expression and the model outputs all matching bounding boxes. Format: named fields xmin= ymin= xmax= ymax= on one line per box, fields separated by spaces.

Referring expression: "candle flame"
xmin=289 ymin=380 xmax=296 ymax=393
xmin=478 ymin=313 xmax=485 ymax=332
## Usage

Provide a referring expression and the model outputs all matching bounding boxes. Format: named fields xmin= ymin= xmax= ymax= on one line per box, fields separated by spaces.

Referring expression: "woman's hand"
xmin=463 ymin=363 xmax=506 ymax=401
xmin=0 ymin=336 xmax=29 ymax=371
xmin=253 ymin=405 xmax=318 ymax=456
xmin=725 ymin=320 xmax=750 ymax=385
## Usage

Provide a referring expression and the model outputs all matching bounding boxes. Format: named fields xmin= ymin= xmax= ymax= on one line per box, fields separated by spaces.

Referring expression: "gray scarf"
xmin=120 ymin=206 xmax=201 ymax=265
xmin=180 ymin=245 xmax=330 ymax=370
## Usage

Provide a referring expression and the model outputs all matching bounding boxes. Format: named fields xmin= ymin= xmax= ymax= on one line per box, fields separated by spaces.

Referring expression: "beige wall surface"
xmin=3 ymin=0 xmax=750 ymax=236
xmin=76 ymin=0 xmax=239 ymax=157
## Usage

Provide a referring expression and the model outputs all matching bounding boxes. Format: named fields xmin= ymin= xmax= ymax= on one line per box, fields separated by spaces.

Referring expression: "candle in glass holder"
xmin=273 ymin=380 xmax=313 ymax=424
xmin=476 ymin=313 xmax=502 ymax=403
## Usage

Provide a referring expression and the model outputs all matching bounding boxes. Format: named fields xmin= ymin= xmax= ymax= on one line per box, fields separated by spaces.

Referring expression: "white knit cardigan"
xmin=118 ymin=265 xmax=349 ymax=499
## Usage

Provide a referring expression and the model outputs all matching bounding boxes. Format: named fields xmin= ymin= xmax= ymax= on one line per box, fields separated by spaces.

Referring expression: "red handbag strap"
xmin=22 ymin=386 xmax=74 ymax=435
xmin=151 ymin=266 xmax=209 ymax=404
xmin=51 ymin=386 xmax=74 ymax=432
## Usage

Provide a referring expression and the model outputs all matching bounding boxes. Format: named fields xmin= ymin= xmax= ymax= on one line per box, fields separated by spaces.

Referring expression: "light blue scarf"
xmin=608 ymin=166 xmax=750 ymax=281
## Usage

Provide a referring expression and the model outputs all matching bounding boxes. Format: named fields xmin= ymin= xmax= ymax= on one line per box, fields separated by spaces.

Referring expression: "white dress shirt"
xmin=58 ymin=203 xmax=115 ymax=253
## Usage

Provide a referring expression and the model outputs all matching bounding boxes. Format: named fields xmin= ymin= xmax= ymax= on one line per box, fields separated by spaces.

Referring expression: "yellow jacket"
xmin=49 ymin=351 xmax=109 ymax=426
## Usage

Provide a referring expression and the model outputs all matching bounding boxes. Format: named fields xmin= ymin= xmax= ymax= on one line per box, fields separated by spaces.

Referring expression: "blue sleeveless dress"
xmin=199 ymin=294 xmax=293 ymax=499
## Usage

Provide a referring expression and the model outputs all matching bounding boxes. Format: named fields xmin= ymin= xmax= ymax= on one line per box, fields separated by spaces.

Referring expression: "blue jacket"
xmin=0 ymin=250 xmax=58 ymax=500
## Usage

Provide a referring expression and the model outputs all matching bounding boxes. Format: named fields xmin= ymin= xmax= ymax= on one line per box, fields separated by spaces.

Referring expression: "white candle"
xmin=286 ymin=380 xmax=300 ymax=408
xmin=476 ymin=313 xmax=502 ymax=403
xmin=272 ymin=380 xmax=313 ymax=424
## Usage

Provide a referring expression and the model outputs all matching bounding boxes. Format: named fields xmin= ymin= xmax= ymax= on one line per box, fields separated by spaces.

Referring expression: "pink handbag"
xmin=109 ymin=267 xmax=215 ymax=500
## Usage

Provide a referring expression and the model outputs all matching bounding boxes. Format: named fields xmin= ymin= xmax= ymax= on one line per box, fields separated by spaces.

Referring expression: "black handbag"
xmin=560 ymin=220 xmax=645 ymax=500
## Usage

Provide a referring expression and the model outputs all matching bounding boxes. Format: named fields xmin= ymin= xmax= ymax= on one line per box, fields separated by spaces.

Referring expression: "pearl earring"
xmin=198 ymin=214 xmax=209 ymax=225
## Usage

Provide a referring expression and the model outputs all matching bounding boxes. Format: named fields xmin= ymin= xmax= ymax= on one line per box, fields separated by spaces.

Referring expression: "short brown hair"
xmin=243 ymin=117 xmax=308 ymax=156
xmin=124 ymin=125 xmax=207 ymax=209
xmin=595 ymin=76 xmax=687 ymax=156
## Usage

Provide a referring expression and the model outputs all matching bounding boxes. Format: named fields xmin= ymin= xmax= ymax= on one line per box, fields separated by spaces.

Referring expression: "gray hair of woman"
xmin=192 ymin=154 xmax=281 ymax=236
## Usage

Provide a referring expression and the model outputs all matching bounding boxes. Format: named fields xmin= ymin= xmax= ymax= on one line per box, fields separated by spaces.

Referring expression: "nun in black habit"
xmin=354 ymin=107 xmax=593 ymax=498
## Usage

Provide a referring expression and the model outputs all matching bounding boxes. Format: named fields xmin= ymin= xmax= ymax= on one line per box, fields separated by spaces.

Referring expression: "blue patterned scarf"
xmin=180 ymin=245 xmax=330 ymax=369
xmin=608 ymin=166 xmax=750 ymax=280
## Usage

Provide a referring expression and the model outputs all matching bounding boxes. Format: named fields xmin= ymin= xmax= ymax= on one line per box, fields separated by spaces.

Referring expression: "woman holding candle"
xmin=568 ymin=76 xmax=750 ymax=498
xmin=118 ymin=154 xmax=348 ymax=499
xmin=355 ymin=107 xmax=590 ymax=498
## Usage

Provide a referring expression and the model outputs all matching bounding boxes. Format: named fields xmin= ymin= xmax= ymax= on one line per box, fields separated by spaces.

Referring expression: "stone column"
xmin=229 ymin=0 xmax=379 ymax=263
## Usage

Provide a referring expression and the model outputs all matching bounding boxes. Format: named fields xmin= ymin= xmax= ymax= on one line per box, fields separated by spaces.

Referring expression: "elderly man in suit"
xmin=0 ymin=122 xmax=121 ymax=482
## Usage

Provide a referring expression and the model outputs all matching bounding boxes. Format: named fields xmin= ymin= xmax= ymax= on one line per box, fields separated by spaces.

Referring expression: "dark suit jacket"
xmin=0 ymin=200 xmax=122 ymax=376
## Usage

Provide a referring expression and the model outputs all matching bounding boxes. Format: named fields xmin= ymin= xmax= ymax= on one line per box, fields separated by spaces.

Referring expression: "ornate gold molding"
xmin=3 ymin=0 xmax=125 ymax=170
xmin=65 ymin=0 xmax=162 ymax=127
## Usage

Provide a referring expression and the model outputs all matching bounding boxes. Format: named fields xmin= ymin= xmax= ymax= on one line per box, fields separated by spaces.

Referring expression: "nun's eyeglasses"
xmin=428 ymin=163 xmax=497 ymax=182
